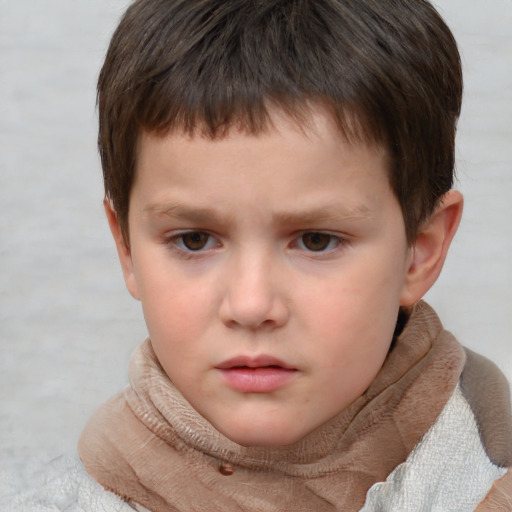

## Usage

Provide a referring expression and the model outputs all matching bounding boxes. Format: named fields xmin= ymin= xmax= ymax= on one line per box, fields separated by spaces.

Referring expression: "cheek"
xmin=135 ymin=251 xmax=209 ymax=323
xmin=302 ymin=266 xmax=401 ymax=332
xmin=142 ymin=292 xmax=209 ymax=399
xmin=135 ymin=270 xmax=214 ymax=369
xmin=298 ymin=258 xmax=403 ymax=368
xmin=142 ymin=292 xmax=208 ymax=346
xmin=309 ymin=290 xmax=395 ymax=405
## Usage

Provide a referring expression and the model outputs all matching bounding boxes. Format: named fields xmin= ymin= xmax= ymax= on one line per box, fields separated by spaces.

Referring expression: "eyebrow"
xmin=145 ymin=202 xmax=225 ymax=224
xmin=144 ymin=201 xmax=372 ymax=226
xmin=272 ymin=203 xmax=372 ymax=226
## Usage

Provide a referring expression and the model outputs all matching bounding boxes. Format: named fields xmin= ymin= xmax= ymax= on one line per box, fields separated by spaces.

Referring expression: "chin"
xmin=218 ymin=422 xmax=308 ymax=448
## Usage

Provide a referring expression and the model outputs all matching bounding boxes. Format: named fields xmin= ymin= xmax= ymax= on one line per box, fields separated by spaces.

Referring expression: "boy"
xmin=29 ymin=0 xmax=512 ymax=510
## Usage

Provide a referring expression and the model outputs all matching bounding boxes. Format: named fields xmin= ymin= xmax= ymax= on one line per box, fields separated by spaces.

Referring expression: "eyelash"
xmin=163 ymin=230 xmax=346 ymax=258
xmin=164 ymin=230 xmax=220 ymax=257
xmin=293 ymin=232 xmax=344 ymax=253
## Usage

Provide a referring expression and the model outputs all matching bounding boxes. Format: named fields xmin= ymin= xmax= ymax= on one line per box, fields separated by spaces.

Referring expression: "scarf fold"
xmin=78 ymin=301 xmax=466 ymax=511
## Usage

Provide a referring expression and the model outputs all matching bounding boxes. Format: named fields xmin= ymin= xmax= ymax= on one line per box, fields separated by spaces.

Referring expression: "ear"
xmin=103 ymin=198 xmax=141 ymax=300
xmin=400 ymin=190 xmax=463 ymax=306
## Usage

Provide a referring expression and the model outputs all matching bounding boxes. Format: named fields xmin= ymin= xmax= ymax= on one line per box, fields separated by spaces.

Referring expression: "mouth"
xmin=215 ymin=356 xmax=298 ymax=393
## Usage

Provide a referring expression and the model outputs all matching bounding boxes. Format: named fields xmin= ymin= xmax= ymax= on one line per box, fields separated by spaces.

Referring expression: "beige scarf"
xmin=78 ymin=301 xmax=466 ymax=511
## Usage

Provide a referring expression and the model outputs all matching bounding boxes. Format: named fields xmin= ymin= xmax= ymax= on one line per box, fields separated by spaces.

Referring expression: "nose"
xmin=219 ymin=250 xmax=289 ymax=330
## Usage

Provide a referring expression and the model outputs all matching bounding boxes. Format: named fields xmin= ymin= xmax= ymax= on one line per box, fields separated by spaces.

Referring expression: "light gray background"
xmin=1 ymin=0 xmax=511 ymax=469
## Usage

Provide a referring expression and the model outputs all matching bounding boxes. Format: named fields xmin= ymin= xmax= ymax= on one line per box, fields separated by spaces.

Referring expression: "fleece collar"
xmin=79 ymin=301 xmax=465 ymax=511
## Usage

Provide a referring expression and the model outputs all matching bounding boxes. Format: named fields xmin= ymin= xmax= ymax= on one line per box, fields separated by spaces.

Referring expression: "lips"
xmin=216 ymin=355 xmax=295 ymax=370
xmin=215 ymin=356 xmax=298 ymax=393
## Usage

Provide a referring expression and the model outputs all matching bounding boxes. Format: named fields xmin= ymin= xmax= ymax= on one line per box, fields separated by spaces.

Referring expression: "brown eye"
xmin=301 ymin=232 xmax=333 ymax=252
xmin=181 ymin=232 xmax=210 ymax=251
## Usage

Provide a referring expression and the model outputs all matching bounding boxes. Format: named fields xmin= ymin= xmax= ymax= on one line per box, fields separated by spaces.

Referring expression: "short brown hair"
xmin=98 ymin=0 xmax=462 ymax=244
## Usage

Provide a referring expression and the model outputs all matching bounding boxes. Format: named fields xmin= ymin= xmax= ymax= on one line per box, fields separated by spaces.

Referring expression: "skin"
xmin=107 ymin=107 xmax=463 ymax=447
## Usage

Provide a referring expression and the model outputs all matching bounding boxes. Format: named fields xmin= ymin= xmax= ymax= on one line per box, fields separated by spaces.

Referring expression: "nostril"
xmin=219 ymin=272 xmax=289 ymax=329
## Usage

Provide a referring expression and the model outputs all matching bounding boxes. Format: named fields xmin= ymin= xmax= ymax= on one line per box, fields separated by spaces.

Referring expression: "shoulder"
xmin=460 ymin=349 xmax=512 ymax=510
xmin=361 ymin=347 xmax=512 ymax=511
xmin=0 ymin=452 xmax=135 ymax=512
xmin=460 ymin=347 xmax=512 ymax=469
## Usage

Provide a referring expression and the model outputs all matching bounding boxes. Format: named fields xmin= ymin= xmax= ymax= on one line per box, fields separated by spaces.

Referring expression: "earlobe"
xmin=400 ymin=190 xmax=464 ymax=306
xmin=103 ymin=198 xmax=141 ymax=300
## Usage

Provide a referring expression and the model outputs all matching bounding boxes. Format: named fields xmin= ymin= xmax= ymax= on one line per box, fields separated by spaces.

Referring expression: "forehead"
xmin=138 ymin=105 xmax=386 ymax=172
xmin=141 ymin=99 xmax=383 ymax=154
xmin=131 ymin=106 xmax=399 ymax=235
xmin=137 ymin=103 xmax=389 ymax=175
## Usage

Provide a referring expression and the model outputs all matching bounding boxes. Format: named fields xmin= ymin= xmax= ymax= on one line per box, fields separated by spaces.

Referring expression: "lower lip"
xmin=218 ymin=367 xmax=297 ymax=393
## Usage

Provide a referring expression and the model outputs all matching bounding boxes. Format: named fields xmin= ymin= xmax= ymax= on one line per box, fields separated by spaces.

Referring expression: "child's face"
xmin=120 ymin=108 xmax=414 ymax=447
